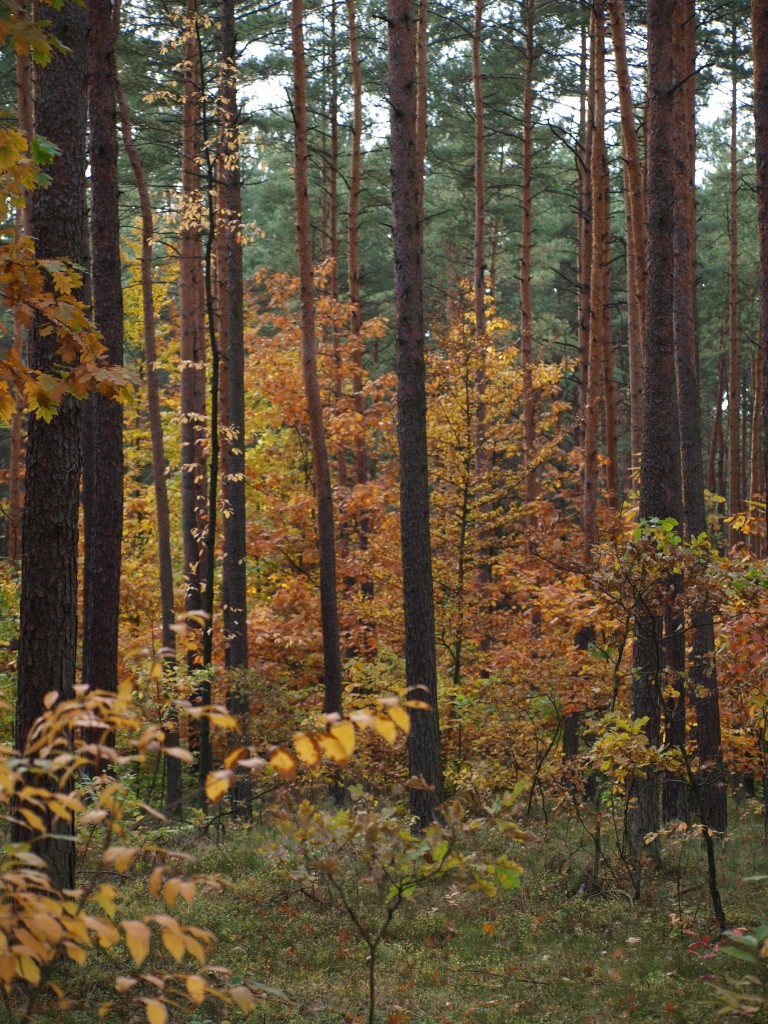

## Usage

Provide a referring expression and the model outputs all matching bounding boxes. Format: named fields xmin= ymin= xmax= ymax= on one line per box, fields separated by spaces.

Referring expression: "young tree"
xmin=388 ymin=0 xmax=443 ymax=825
xmin=728 ymin=25 xmax=742 ymax=546
xmin=82 ymin=0 xmax=124 ymax=705
xmin=13 ymin=0 xmax=89 ymax=890
xmin=291 ymin=0 xmax=343 ymax=719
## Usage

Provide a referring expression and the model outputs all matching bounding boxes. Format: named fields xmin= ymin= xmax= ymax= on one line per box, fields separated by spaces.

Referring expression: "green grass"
xmin=45 ymin=804 xmax=768 ymax=1024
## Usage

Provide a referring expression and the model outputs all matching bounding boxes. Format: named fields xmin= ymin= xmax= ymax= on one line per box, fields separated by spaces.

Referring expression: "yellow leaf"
xmin=143 ymin=998 xmax=168 ymax=1024
xmin=123 ymin=920 xmax=151 ymax=966
xmin=331 ymin=720 xmax=356 ymax=757
xmin=115 ymin=977 xmax=137 ymax=993
xmin=293 ymin=732 xmax=321 ymax=767
xmin=148 ymin=867 xmax=164 ymax=898
xmin=19 ymin=807 xmax=46 ymax=834
xmin=230 ymin=985 xmax=257 ymax=1013
xmin=205 ymin=770 xmax=234 ymax=803
xmin=224 ymin=746 xmax=249 ymax=769
xmin=374 ymin=715 xmax=397 ymax=746
xmin=98 ymin=1002 xmax=114 ymax=1018
xmin=386 ymin=705 xmax=410 ymax=736
xmin=206 ymin=711 xmax=238 ymax=730
xmin=184 ymin=936 xmax=206 ymax=963
xmin=161 ymin=928 xmax=185 ymax=962
xmin=268 ymin=747 xmax=297 ymax=780
xmin=404 ymin=700 xmax=433 ymax=711
xmin=482 ymin=922 xmax=496 ymax=935
xmin=186 ymin=975 xmax=207 ymax=1004
xmin=316 ymin=732 xmax=348 ymax=764
xmin=17 ymin=955 xmax=40 ymax=984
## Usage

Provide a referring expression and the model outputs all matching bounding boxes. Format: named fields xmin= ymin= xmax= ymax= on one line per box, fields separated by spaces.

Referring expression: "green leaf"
xmin=30 ymin=134 xmax=59 ymax=167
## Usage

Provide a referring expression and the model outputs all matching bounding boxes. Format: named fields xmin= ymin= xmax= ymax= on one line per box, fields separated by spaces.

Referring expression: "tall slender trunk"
xmin=13 ymin=0 xmax=88 ymax=890
xmin=754 ymin=0 xmax=768 ymax=546
xmin=671 ymin=0 xmax=724 ymax=830
xmin=346 ymin=0 xmax=372 ymax=610
xmin=576 ymin=19 xmax=592 ymax=449
xmin=473 ymin=0 xmax=493 ymax=605
xmin=751 ymin=328 xmax=765 ymax=528
xmin=728 ymin=53 xmax=741 ymax=546
xmin=629 ymin=0 xmax=684 ymax=863
xmin=292 ymin=0 xmax=343 ymax=719
xmin=608 ymin=0 xmax=645 ymax=473
xmin=415 ymin=0 xmax=428 ymax=228
xmin=82 ymin=0 xmax=124 ymax=709
xmin=115 ymin=60 xmax=180 ymax=816
xmin=520 ymin=0 xmax=536 ymax=504
xmin=218 ymin=0 xmax=248 ymax=694
xmin=180 ymin=0 xmax=207 ymax=661
xmin=9 ymin=32 xmax=33 ymax=561
xmin=583 ymin=6 xmax=607 ymax=550
xmin=388 ymin=0 xmax=443 ymax=826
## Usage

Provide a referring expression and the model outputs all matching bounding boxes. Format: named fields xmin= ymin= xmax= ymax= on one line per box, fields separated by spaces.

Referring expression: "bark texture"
xmin=82 ymin=0 xmax=124 ymax=704
xmin=629 ymin=0 xmax=684 ymax=860
xmin=671 ymin=0 xmax=725 ymax=832
xmin=292 ymin=0 xmax=343 ymax=719
xmin=13 ymin=0 xmax=88 ymax=890
xmin=388 ymin=0 xmax=443 ymax=825
xmin=219 ymin=0 xmax=249 ymax=684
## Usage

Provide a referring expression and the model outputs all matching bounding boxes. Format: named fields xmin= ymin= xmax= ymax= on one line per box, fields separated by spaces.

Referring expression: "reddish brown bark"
xmin=728 ymin=60 xmax=741 ymax=546
xmin=82 ymin=0 xmax=124 ymax=707
xmin=520 ymin=0 xmax=536 ymax=504
xmin=583 ymin=5 xmax=607 ymax=550
xmin=218 ymin=0 xmax=248 ymax=685
xmin=671 ymin=0 xmax=724 ymax=831
xmin=116 ymin=70 xmax=180 ymax=814
xmin=292 ymin=0 xmax=343 ymax=719
xmin=388 ymin=0 xmax=443 ymax=825
xmin=576 ymin=19 xmax=592 ymax=449
xmin=607 ymin=0 xmax=645 ymax=471
xmin=755 ymin=0 xmax=768 ymax=550
xmin=180 ymin=0 xmax=207 ymax=651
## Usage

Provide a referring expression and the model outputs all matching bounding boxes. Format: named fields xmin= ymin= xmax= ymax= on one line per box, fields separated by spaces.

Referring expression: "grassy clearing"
xmin=53 ymin=801 xmax=768 ymax=1024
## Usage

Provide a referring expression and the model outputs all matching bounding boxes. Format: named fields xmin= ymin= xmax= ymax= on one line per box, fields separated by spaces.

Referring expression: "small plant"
xmin=268 ymin=795 xmax=524 ymax=1024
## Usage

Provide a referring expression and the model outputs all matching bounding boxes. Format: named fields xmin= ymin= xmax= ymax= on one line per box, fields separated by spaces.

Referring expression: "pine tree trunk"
xmin=346 ymin=0 xmax=367 ymax=494
xmin=292 ymin=0 xmax=343 ymax=719
xmin=756 ymin=0 xmax=768 ymax=547
xmin=115 ymin=61 xmax=180 ymax=816
xmin=728 ymin=59 xmax=741 ymax=546
xmin=219 ymin=0 xmax=249 ymax=690
xmin=9 ymin=37 xmax=33 ymax=561
xmin=583 ymin=6 xmax=606 ymax=550
xmin=13 ymin=0 xmax=88 ymax=890
xmin=576 ymin=19 xmax=592 ymax=450
xmin=180 ymin=0 xmax=207 ymax=659
xmin=520 ymin=0 xmax=536 ymax=504
xmin=671 ymin=0 xmax=724 ymax=831
xmin=607 ymin=0 xmax=645 ymax=473
xmin=629 ymin=0 xmax=684 ymax=864
xmin=415 ymin=0 xmax=428 ymax=228
xmin=82 ymin=0 xmax=124 ymax=713
xmin=388 ymin=0 xmax=443 ymax=825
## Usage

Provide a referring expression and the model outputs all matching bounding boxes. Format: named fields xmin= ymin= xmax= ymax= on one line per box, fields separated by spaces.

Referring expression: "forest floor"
xmin=67 ymin=803 xmax=768 ymax=1024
